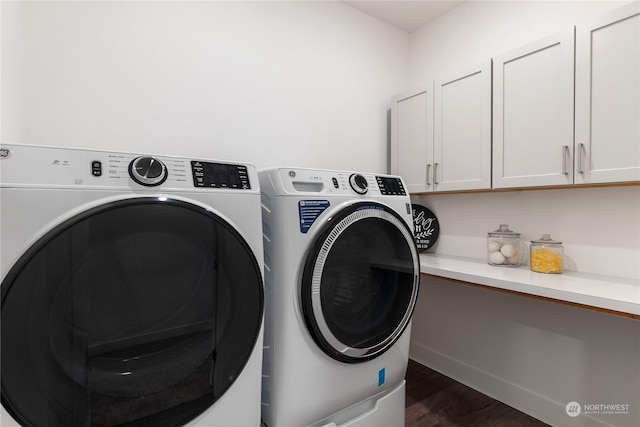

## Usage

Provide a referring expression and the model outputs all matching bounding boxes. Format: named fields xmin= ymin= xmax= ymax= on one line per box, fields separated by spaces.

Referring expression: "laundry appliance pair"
xmin=0 ymin=145 xmax=420 ymax=427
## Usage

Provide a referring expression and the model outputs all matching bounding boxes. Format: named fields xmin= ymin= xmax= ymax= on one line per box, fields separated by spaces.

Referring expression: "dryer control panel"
xmin=191 ymin=161 xmax=251 ymax=189
xmin=0 ymin=144 xmax=257 ymax=193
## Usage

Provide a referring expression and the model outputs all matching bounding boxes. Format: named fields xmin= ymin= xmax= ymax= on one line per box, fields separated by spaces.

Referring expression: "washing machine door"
xmin=301 ymin=201 xmax=419 ymax=363
xmin=1 ymin=197 xmax=263 ymax=427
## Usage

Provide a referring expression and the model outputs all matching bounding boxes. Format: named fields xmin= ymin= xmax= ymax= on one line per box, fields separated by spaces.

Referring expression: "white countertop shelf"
xmin=419 ymin=253 xmax=640 ymax=319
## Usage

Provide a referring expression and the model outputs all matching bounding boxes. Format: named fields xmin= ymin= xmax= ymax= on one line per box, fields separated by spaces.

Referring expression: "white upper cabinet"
xmin=390 ymin=86 xmax=434 ymax=193
xmin=493 ymin=29 xmax=576 ymax=189
xmin=392 ymin=3 xmax=638 ymax=194
xmin=434 ymin=60 xmax=492 ymax=191
xmin=575 ymin=2 xmax=640 ymax=184
xmin=391 ymin=61 xmax=492 ymax=194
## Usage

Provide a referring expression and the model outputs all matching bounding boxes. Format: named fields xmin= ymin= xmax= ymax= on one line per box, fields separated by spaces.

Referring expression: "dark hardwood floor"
xmin=405 ymin=360 xmax=550 ymax=427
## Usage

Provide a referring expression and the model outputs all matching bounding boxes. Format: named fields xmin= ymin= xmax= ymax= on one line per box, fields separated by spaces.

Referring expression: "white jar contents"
xmin=487 ymin=224 xmax=522 ymax=267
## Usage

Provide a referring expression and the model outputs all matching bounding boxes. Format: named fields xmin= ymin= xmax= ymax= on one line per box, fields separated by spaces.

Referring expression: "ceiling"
xmin=343 ymin=1 xmax=465 ymax=33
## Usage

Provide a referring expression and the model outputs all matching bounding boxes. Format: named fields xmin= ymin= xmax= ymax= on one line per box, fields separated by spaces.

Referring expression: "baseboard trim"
xmin=409 ymin=342 xmax=614 ymax=427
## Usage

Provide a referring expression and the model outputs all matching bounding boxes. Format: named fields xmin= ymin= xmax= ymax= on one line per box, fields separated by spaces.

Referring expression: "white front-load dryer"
xmin=0 ymin=144 xmax=264 ymax=426
xmin=259 ymin=167 xmax=420 ymax=427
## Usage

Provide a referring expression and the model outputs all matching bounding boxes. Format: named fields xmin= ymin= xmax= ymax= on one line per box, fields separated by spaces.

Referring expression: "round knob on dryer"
xmin=349 ymin=173 xmax=368 ymax=194
xmin=128 ymin=156 xmax=168 ymax=187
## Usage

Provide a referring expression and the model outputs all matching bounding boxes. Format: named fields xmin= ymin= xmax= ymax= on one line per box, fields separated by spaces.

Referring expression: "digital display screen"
xmin=376 ymin=176 xmax=406 ymax=196
xmin=191 ymin=161 xmax=251 ymax=189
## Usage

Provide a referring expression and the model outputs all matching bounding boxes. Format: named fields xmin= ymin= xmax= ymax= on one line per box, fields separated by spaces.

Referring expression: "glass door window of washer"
xmin=1 ymin=198 xmax=263 ymax=427
xmin=301 ymin=202 xmax=419 ymax=364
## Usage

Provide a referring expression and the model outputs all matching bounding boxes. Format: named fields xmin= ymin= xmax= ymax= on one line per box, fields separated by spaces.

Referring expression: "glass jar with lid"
xmin=530 ymin=234 xmax=563 ymax=274
xmin=487 ymin=224 xmax=521 ymax=267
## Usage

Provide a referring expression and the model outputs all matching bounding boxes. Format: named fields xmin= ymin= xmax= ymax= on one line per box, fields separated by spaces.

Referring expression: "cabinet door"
xmin=493 ymin=29 xmax=575 ymax=189
xmin=575 ymin=2 xmax=640 ymax=184
xmin=434 ymin=60 xmax=492 ymax=191
xmin=390 ymin=86 xmax=434 ymax=193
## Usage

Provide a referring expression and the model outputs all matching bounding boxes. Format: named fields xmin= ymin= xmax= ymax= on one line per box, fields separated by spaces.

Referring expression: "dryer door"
xmin=301 ymin=202 xmax=419 ymax=363
xmin=1 ymin=197 xmax=263 ymax=427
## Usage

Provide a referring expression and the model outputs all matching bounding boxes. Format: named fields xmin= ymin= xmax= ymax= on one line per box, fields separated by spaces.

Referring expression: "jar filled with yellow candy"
xmin=530 ymin=234 xmax=563 ymax=274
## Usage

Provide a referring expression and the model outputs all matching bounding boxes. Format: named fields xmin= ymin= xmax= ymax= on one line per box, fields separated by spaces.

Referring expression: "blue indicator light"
xmin=378 ymin=368 xmax=385 ymax=386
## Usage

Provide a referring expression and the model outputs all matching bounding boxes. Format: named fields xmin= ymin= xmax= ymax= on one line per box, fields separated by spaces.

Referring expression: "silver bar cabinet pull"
xmin=562 ymin=145 xmax=570 ymax=175
xmin=578 ymin=143 xmax=585 ymax=174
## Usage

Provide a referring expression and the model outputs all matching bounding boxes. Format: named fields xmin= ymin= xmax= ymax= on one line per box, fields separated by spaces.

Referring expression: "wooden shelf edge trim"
xmin=410 ymin=181 xmax=640 ymax=196
xmin=420 ymin=272 xmax=640 ymax=321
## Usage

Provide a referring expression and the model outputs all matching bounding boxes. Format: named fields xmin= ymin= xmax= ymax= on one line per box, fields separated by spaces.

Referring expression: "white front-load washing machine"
xmin=259 ymin=167 xmax=420 ymax=427
xmin=0 ymin=144 xmax=264 ymax=426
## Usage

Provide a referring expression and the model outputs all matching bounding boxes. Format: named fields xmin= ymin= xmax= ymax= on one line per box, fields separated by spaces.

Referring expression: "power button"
xmin=91 ymin=161 xmax=102 ymax=177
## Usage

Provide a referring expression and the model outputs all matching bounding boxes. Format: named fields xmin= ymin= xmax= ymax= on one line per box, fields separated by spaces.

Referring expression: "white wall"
xmin=419 ymin=186 xmax=640 ymax=279
xmin=408 ymin=2 xmax=640 ymax=427
xmin=1 ymin=0 xmax=408 ymax=172
xmin=411 ymin=276 xmax=640 ymax=427
xmin=0 ymin=1 xmax=23 ymax=144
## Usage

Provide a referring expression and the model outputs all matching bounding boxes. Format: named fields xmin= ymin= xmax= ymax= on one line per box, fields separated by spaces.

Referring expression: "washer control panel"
xmin=349 ymin=173 xmax=368 ymax=194
xmin=376 ymin=176 xmax=406 ymax=196
xmin=276 ymin=168 xmax=407 ymax=197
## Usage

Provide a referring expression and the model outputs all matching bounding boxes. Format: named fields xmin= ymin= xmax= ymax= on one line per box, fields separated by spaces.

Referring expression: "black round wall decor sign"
xmin=411 ymin=204 xmax=439 ymax=252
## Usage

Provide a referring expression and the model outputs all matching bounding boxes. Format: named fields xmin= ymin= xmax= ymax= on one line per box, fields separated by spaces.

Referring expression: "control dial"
xmin=129 ymin=156 xmax=168 ymax=186
xmin=349 ymin=173 xmax=368 ymax=194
